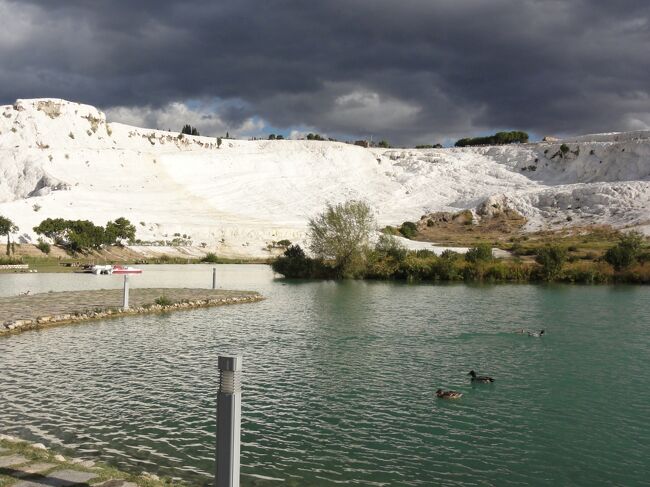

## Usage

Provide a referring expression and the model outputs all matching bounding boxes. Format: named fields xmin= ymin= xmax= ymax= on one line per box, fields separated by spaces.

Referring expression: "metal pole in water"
xmin=122 ymin=274 xmax=129 ymax=310
xmin=213 ymin=267 xmax=217 ymax=290
xmin=216 ymin=354 xmax=242 ymax=487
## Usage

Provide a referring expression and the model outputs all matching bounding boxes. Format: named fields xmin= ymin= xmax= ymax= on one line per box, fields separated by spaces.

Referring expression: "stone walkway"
xmin=0 ymin=436 xmax=164 ymax=486
xmin=1 ymin=288 xmax=263 ymax=335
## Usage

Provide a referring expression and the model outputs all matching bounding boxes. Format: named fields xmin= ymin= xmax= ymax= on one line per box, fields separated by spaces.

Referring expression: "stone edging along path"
xmin=1 ymin=288 xmax=264 ymax=336
xmin=0 ymin=434 xmax=175 ymax=486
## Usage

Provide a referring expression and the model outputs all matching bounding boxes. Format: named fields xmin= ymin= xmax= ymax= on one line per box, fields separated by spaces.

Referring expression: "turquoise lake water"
xmin=1 ymin=265 xmax=649 ymax=486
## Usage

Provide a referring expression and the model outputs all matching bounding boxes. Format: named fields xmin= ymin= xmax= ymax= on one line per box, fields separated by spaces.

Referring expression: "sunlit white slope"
xmin=0 ymin=99 xmax=648 ymax=257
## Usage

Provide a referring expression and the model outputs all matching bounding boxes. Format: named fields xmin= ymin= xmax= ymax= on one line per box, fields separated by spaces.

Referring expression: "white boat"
xmin=86 ymin=264 xmax=142 ymax=275
xmin=90 ymin=264 xmax=114 ymax=275
xmin=111 ymin=265 xmax=143 ymax=275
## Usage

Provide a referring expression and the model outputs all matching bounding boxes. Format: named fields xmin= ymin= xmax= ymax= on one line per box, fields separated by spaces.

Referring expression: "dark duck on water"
xmin=436 ymin=389 xmax=463 ymax=399
xmin=468 ymin=370 xmax=495 ymax=383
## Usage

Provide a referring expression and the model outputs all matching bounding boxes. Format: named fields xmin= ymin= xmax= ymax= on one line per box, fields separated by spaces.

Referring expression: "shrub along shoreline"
xmin=272 ymin=235 xmax=650 ymax=285
xmin=272 ymin=200 xmax=649 ymax=285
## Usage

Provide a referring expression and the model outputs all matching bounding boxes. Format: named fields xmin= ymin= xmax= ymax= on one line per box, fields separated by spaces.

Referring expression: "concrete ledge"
xmin=1 ymin=288 xmax=264 ymax=336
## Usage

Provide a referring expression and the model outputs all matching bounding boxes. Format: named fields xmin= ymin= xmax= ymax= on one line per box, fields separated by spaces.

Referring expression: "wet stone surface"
xmin=12 ymin=469 xmax=97 ymax=486
xmin=0 ymin=455 xmax=29 ymax=467
xmin=0 ymin=437 xmax=169 ymax=486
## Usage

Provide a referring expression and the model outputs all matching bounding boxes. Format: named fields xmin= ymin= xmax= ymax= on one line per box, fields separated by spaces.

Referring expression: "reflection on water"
xmin=1 ymin=266 xmax=649 ymax=486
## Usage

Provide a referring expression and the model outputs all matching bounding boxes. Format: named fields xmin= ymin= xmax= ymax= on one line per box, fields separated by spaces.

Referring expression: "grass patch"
xmin=0 ymin=438 xmax=177 ymax=486
xmin=154 ymin=296 xmax=173 ymax=306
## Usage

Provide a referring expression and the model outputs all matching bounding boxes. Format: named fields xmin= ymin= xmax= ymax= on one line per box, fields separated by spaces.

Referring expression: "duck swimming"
xmin=468 ymin=370 xmax=495 ymax=382
xmin=436 ymin=389 xmax=463 ymax=399
xmin=528 ymin=329 xmax=545 ymax=337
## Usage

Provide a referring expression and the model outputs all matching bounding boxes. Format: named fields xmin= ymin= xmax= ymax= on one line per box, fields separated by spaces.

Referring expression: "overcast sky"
xmin=1 ymin=0 xmax=649 ymax=145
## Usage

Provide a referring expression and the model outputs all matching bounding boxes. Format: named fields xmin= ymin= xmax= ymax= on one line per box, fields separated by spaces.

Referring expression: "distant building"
xmin=354 ymin=140 xmax=369 ymax=148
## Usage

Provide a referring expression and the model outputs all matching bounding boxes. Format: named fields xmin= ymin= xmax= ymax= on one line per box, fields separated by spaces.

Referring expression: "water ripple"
xmin=1 ymin=266 xmax=649 ymax=486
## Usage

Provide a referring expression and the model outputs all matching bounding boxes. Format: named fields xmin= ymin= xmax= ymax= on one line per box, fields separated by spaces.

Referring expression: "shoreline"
xmin=1 ymin=288 xmax=264 ymax=336
xmin=0 ymin=434 xmax=176 ymax=486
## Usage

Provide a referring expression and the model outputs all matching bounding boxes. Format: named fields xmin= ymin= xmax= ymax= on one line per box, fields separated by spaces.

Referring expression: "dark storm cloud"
xmin=1 ymin=0 xmax=649 ymax=144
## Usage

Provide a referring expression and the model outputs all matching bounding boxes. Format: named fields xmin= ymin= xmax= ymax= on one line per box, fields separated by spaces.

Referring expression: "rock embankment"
xmin=1 ymin=288 xmax=263 ymax=335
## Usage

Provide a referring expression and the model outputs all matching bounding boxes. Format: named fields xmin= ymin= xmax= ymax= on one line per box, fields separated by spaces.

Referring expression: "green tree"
xmin=268 ymin=134 xmax=276 ymax=140
xmin=455 ymin=131 xmax=529 ymax=147
xmin=66 ymin=220 xmax=105 ymax=253
xmin=535 ymin=245 xmax=567 ymax=280
xmin=0 ymin=215 xmax=19 ymax=256
xmin=604 ymin=231 xmax=644 ymax=271
xmin=33 ymin=218 xmax=69 ymax=244
xmin=308 ymin=200 xmax=376 ymax=277
xmin=105 ymin=217 xmax=136 ymax=245
xmin=34 ymin=218 xmax=106 ymax=253
xmin=181 ymin=124 xmax=200 ymax=136
xmin=378 ymin=140 xmax=390 ymax=148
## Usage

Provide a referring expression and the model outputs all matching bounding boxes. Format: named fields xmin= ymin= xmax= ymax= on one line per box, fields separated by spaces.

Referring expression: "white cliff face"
xmin=0 ymin=98 xmax=649 ymax=257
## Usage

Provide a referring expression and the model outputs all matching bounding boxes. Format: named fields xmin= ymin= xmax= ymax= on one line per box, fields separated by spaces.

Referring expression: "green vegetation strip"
xmin=0 ymin=436 xmax=177 ymax=486
xmin=272 ymin=200 xmax=649 ymax=284
xmin=1 ymin=288 xmax=263 ymax=335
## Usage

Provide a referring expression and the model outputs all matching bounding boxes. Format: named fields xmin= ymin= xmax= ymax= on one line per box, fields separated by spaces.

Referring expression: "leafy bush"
xmin=465 ymin=244 xmax=493 ymax=263
xmin=431 ymin=255 xmax=463 ymax=280
xmin=604 ymin=231 xmax=644 ymax=270
xmin=560 ymin=143 xmax=570 ymax=154
xmin=399 ymin=221 xmax=418 ymax=239
xmin=381 ymin=225 xmax=400 ymax=236
xmin=375 ymin=233 xmax=407 ymax=261
xmin=535 ymin=245 xmax=567 ymax=280
xmin=36 ymin=238 xmax=51 ymax=254
xmin=201 ymin=252 xmax=220 ymax=263
xmin=154 ymin=296 xmax=173 ymax=306
xmin=440 ymin=249 xmax=462 ymax=261
xmin=272 ymin=245 xmax=321 ymax=278
xmin=561 ymin=262 xmax=611 ymax=284
xmin=397 ymin=253 xmax=435 ymax=281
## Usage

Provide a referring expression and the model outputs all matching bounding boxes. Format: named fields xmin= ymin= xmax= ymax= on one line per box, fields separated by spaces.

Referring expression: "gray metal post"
xmin=122 ymin=274 xmax=129 ymax=309
xmin=216 ymin=355 xmax=242 ymax=487
xmin=212 ymin=267 xmax=217 ymax=289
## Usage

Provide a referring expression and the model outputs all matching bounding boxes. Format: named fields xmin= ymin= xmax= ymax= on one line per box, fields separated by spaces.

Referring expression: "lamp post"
xmin=122 ymin=275 xmax=129 ymax=309
xmin=216 ymin=354 xmax=242 ymax=487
